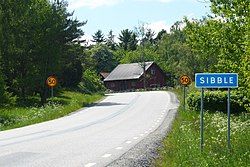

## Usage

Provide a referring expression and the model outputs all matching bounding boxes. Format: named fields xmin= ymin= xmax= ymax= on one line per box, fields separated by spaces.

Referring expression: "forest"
xmin=0 ymin=0 xmax=249 ymax=112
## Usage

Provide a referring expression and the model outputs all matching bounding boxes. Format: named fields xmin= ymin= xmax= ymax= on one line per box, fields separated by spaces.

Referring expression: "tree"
xmin=118 ymin=29 xmax=137 ymax=51
xmin=90 ymin=45 xmax=118 ymax=73
xmin=61 ymin=44 xmax=85 ymax=88
xmin=92 ymin=30 xmax=105 ymax=44
xmin=210 ymin=0 xmax=250 ymax=112
xmin=106 ymin=30 xmax=116 ymax=50
xmin=184 ymin=0 xmax=250 ymax=111
xmin=1 ymin=0 xmax=36 ymax=99
xmin=79 ymin=69 xmax=105 ymax=94
xmin=0 ymin=4 xmax=3 ymax=100
xmin=184 ymin=18 xmax=220 ymax=73
xmin=143 ymin=29 xmax=155 ymax=44
xmin=170 ymin=21 xmax=185 ymax=43
xmin=156 ymin=28 xmax=197 ymax=81
xmin=135 ymin=24 xmax=151 ymax=89
xmin=155 ymin=29 xmax=167 ymax=42
xmin=128 ymin=33 xmax=138 ymax=51
xmin=0 ymin=0 xmax=85 ymax=103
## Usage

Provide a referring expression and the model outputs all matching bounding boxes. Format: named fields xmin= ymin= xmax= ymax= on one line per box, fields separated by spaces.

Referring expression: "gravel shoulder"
xmin=107 ymin=108 xmax=178 ymax=167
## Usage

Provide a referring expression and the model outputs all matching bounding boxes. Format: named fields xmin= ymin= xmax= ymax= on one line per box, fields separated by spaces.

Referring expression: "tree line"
xmin=0 ymin=0 xmax=249 ymax=112
xmin=0 ymin=0 xmax=86 ymax=104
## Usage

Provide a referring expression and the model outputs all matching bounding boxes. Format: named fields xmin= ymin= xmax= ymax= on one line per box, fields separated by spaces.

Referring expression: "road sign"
xmin=180 ymin=75 xmax=191 ymax=112
xmin=195 ymin=73 xmax=238 ymax=88
xmin=195 ymin=73 xmax=238 ymax=151
xmin=46 ymin=76 xmax=57 ymax=87
xmin=180 ymin=75 xmax=191 ymax=86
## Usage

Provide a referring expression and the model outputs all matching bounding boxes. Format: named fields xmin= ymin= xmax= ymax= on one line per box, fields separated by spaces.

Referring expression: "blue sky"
xmin=67 ymin=0 xmax=211 ymax=42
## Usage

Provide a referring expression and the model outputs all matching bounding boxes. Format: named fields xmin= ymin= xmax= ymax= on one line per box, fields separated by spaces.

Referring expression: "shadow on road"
xmin=94 ymin=102 xmax=127 ymax=107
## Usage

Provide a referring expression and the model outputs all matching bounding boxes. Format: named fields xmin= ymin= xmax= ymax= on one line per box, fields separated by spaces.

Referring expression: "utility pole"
xmin=143 ymin=64 xmax=146 ymax=89
xmin=136 ymin=22 xmax=147 ymax=90
xmin=142 ymin=47 xmax=146 ymax=90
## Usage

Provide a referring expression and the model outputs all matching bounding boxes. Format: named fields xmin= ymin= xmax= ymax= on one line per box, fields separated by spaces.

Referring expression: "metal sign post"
xmin=180 ymin=75 xmax=191 ymax=112
xmin=200 ymin=88 xmax=204 ymax=151
xmin=51 ymin=87 xmax=54 ymax=98
xmin=46 ymin=76 xmax=58 ymax=98
xmin=195 ymin=73 xmax=238 ymax=151
xmin=227 ymin=88 xmax=231 ymax=149
xmin=183 ymin=86 xmax=186 ymax=111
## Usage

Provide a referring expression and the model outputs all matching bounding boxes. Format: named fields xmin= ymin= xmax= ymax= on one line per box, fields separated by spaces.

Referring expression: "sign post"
xmin=227 ymin=88 xmax=231 ymax=149
xmin=200 ymin=88 xmax=204 ymax=150
xmin=184 ymin=86 xmax=186 ymax=111
xmin=46 ymin=76 xmax=58 ymax=98
xmin=195 ymin=73 xmax=238 ymax=151
xmin=180 ymin=75 xmax=192 ymax=112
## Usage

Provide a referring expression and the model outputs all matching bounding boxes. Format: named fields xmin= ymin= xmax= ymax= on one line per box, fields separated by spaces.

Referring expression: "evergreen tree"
xmin=118 ymin=29 xmax=137 ymax=51
xmin=129 ymin=33 xmax=138 ymax=51
xmin=143 ymin=29 xmax=155 ymax=44
xmin=0 ymin=0 xmax=85 ymax=103
xmin=92 ymin=30 xmax=105 ymax=44
xmin=106 ymin=30 xmax=116 ymax=50
xmin=155 ymin=29 xmax=167 ymax=42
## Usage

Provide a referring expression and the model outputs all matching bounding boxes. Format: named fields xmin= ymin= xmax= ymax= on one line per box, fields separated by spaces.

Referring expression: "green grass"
xmin=0 ymin=90 xmax=103 ymax=131
xmin=155 ymin=88 xmax=250 ymax=167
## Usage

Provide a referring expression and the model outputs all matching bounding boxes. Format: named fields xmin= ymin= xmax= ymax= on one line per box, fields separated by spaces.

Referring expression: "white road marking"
xmin=157 ymin=120 xmax=160 ymax=123
xmin=102 ymin=154 xmax=112 ymax=158
xmin=116 ymin=147 xmax=123 ymax=150
xmin=149 ymin=128 xmax=152 ymax=131
xmin=85 ymin=163 xmax=96 ymax=167
xmin=145 ymin=131 xmax=148 ymax=134
xmin=133 ymin=137 xmax=138 ymax=140
xmin=126 ymin=141 xmax=132 ymax=144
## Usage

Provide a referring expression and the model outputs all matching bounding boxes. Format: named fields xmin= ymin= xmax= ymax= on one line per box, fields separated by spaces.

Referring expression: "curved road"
xmin=0 ymin=91 xmax=179 ymax=167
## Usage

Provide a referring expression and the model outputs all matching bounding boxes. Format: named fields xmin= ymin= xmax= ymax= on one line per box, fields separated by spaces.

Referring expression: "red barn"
xmin=100 ymin=72 xmax=110 ymax=81
xmin=104 ymin=62 xmax=166 ymax=91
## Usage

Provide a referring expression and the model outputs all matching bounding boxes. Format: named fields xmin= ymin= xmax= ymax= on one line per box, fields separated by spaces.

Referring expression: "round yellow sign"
xmin=180 ymin=75 xmax=191 ymax=86
xmin=46 ymin=76 xmax=57 ymax=87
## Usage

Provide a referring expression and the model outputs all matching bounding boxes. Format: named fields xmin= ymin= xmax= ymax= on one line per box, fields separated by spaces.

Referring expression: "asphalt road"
xmin=0 ymin=91 xmax=179 ymax=167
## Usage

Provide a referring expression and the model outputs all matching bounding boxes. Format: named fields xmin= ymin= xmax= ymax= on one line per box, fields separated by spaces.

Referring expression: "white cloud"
xmin=146 ymin=21 xmax=171 ymax=34
xmin=157 ymin=0 xmax=173 ymax=2
xmin=81 ymin=34 xmax=94 ymax=46
xmin=68 ymin=0 xmax=123 ymax=9
xmin=68 ymin=0 xmax=175 ymax=10
xmin=135 ymin=0 xmax=174 ymax=3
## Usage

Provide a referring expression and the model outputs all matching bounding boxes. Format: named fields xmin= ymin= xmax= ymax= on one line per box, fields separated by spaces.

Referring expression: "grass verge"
xmin=0 ymin=90 xmax=103 ymax=131
xmin=155 ymin=88 xmax=250 ymax=167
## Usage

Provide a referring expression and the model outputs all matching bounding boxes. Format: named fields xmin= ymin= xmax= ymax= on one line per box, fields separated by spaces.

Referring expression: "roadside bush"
xmin=0 ymin=73 xmax=16 ymax=106
xmin=0 ymin=113 xmax=17 ymax=127
xmin=78 ymin=69 xmax=106 ymax=94
xmin=187 ymin=90 xmax=247 ymax=113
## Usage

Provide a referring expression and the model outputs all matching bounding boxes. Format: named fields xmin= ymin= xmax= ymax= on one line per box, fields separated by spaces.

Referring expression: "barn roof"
xmin=100 ymin=72 xmax=110 ymax=79
xmin=104 ymin=62 xmax=154 ymax=81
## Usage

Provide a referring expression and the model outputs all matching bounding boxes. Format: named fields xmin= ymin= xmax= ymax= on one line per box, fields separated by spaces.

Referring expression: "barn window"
xmin=151 ymin=69 xmax=155 ymax=75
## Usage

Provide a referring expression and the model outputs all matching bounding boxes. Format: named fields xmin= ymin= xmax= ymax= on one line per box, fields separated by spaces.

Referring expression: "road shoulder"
xmin=107 ymin=108 xmax=178 ymax=167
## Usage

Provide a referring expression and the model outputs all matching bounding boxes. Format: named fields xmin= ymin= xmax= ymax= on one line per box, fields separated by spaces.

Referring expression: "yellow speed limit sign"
xmin=46 ymin=76 xmax=57 ymax=87
xmin=180 ymin=75 xmax=191 ymax=86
